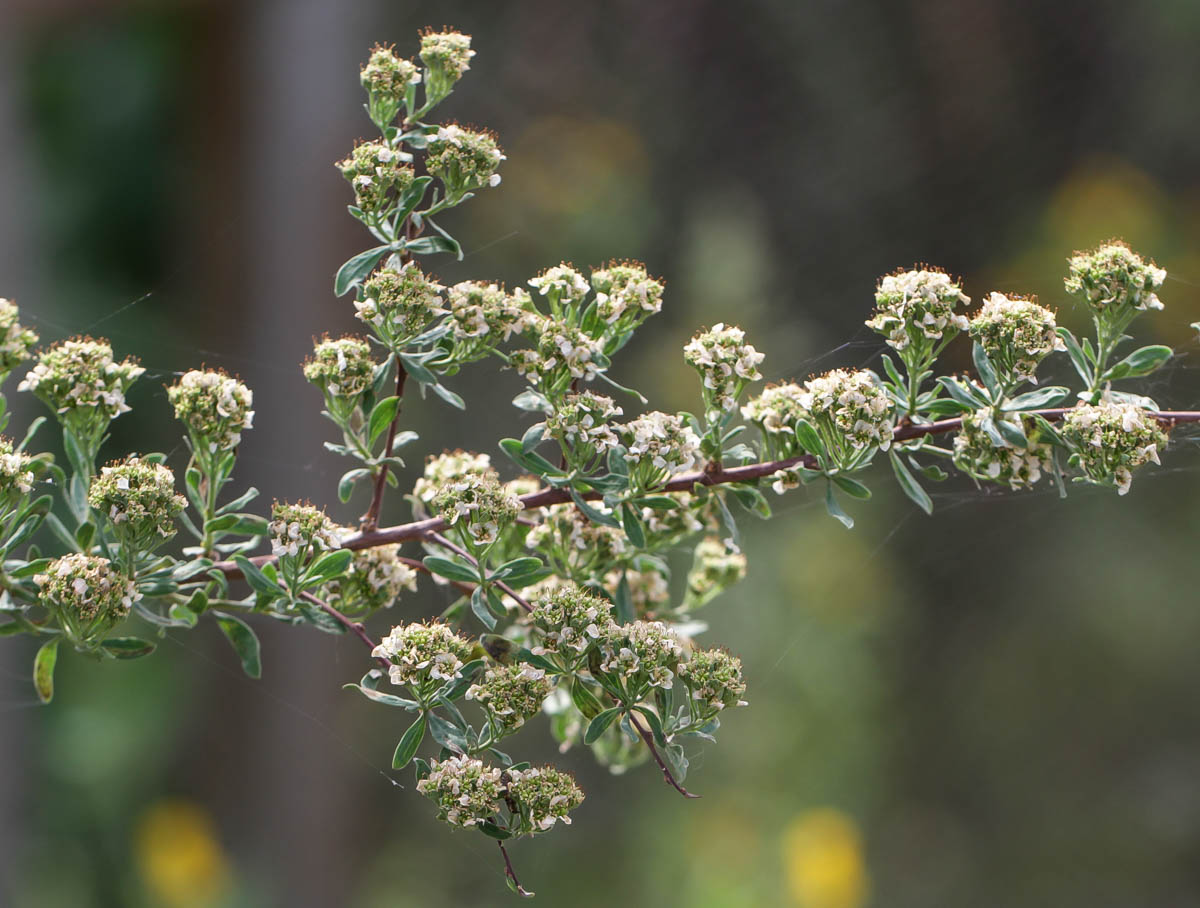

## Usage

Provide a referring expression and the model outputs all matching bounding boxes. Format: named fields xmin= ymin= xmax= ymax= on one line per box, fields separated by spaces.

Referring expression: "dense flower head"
xmin=269 ymin=501 xmax=342 ymax=558
xmin=525 ymin=503 xmax=629 ymax=575
xmin=373 ymin=620 xmax=474 ymax=688
xmin=798 ymin=369 xmax=894 ymax=457
xmin=432 ymin=471 xmax=523 ymax=546
xmin=685 ymin=535 xmax=748 ymax=609
xmin=19 ymin=337 xmax=144 ymax=420
xmin=528 ymin=584 xmax=614 ymax=658
xmin=0 ymin=437 xmax=35 ymax=506
xmin=426 ymin=125 xmax=504 ymax=196
xmin=419 ymin=28 xmax=475 ymax=84
xmin=446 ymin=281 xmax=523 ymax=347
xmin=324 ymin=544 xmax=418 ymax=616
xmin=337 ymin=140 xmax=415 ymax=212
xmin=969 ymin=292 xmax=1064 ymax=385
xmin=684 ymin=323 xmax=765 ymax=412
xmin=529 ymin=264 xmax=589 ymax=309
xmin=679 ymin=647 xmax=747 ymax=712
xmin=620 ymin=411 xmax=702 ymax=477
xmin=1060 ymin=401 xmax=1169 ymax=495
xmin=590 ymin=261 xmax=664 ymax=327
xmin=87 ymin=456 xmax=185 ymax=541
xmin=360 ymin=43 xmax=420 ymax=99
xmin=866 ymin=267 xmax=970 ymax=352
xmin=303 ymin=336 xmax=376 ymax=400
xmin=166 ymin=370 xmax=254 ymax=454
xmin=506 ymin=766 xmax=585 ymax=833
xmin=952 ymin=412 xmax=1053 ymax=490
xmin=0 ymin=299 xmax=38 ymax=377
xmin=546 ymin=391 xmax=622 ymax=456
xmin=1065 ymin=241 xmax=1165 ymax=314
xmin=597 ymin=619 xmax=684 ymax=689
xmin=357 ymin=264 xmax=446 ymax=345
xmin=36 ymin=553 xmax=139 ymax=628
xmin=640 ymin=490 xmax=707 ymax=543
xmin=526 ymin=319 xmax=605 ymax=384
xmin=742 ymin=382 xmax=807 ymax=437
xmin=466 ymin=663 xmax=553 ymax=732
xmin=604 ymin=568 xmax=671 ymax=618
xmin=416 ymin=755 xmax=503 ymax=829
xmin=413 ymin=449 xmax=492 ymax=504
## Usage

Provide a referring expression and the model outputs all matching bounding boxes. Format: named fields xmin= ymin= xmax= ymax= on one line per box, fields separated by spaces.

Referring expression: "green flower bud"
xmin=952 ymin=411 xmax=1052 ymax=490
xmin=88 ymin=456 xmax=186 ymax=549
xmin=969 ymin=292 xmax=1064 ymax=386
xmin=679 ymin=647 xmax=747 ymax=713
xmin=1065 ymin=241 xmax=1165 ymax=315
xmin=742 ymin=382 xmax=808 ymax=458
xmin=684 ymin=535 xmax=747 ymax=609
xmin=36 ymin=553 xmax=139 ymax=643
xmin=166 ymin=369 xmax=254 ymax=456
xmin=545 ymin=391 xmax=623 ymax=464
xmin=0 ymin=298 xmax=38 ymax=380
xmin=418 ymin=28 xmax=475 ymax=103
xmin=466 ymin=663 xmax=553 ymax=734
xmin=620 ymin=411 xmax=702 ymax=488
xmin=372 ymin=620 xmax=474 ymax=690
xmin=337 ymin=141 xmax=414 ymax=213
xmin=1061 ymin=401 xmax=1169 ymax=495
xmin=357 ymin=264 xmax=446 ymax=348
xmin=529 ymin=264 xmax=589 ymax=312
xmin=426 ymin=125 xmax=504 ymax=200
xmin=525 ymin=503 xmax=629 ymax=579
xmin=446 ymin=281 xmax=525 ymax=354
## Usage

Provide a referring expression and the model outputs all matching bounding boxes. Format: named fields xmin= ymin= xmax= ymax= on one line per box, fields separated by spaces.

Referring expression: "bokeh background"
xmin=3 ymin=1 xmax=1200 ymax=905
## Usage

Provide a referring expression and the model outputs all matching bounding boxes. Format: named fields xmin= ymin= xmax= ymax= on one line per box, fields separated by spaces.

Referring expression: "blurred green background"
xmin=4 ymin=1 xmax=1200 ymax=906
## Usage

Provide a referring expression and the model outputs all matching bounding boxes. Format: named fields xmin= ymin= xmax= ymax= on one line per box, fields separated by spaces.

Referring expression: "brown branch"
xmin=361 ymin=362 xmax=409 ymax=531
xmin=214 ymin=408 xmax=1200 ymax=581
xmin=498 ymin=841 xmax=533 ymax=898
xmin=297 ymin=590 xmax=388 ymax=669
xmin=628 ymin=711 xmax=698 ymax=799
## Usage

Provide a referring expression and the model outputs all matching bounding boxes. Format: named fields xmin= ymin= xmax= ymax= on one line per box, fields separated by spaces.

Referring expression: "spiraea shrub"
xmin=1 ymin=28 xmax=1194 ymax=897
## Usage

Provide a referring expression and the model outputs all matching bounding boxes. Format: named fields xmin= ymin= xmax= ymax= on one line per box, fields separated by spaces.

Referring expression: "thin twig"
xmin=428 ymin=532 xmax=533 ymax=613
xmin=498 ymin=841 xmax=533 ymax=898
xmin=362 ymin=362 xmax=409 ymax=531
xmin=628 ymin=711 xmax=698 ymax=799
xmin=297 ymin=590 xmax=388 ymax=669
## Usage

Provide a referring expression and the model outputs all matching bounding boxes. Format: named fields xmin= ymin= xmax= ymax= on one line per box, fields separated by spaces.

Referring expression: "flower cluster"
xmin=416 ymin=755 xmax=504 ymax=829
xmin=432 ymin=471 xmax=523 ymax=547
xmin=412 ymin=449 xmax=492 ymax=506
xmin=529 ymin=264 xmax=589 ymax=310
xmin=0 ymin=437 xmax=34 ymax=511
xmin=952 ymin=412 xmax=1053 ymax=490
xmin=506 ymin=766 xmax=585 ymax=833
xmin=357 ymin=264 xmax=446 ymax=347
xmin=684 ymin=536 xmax=748 ymax=609
xmin=419 ymin=28 xmax=474 ymax=101
xmin=604 ymin=568 xmax=671 ymax=619
xmin=167 ymin=370 xmax=255 ymax=455
xmin=426 ymin=125 xmax=504 ymax=198
xmin=36 ymin=554 xmax=139 ymax=642
xmin=466 ymin=663 xmax=552 ymax=733
xmin=684 ymin=323 xmax=765 ymax=413
xmin=866 ymin=267 xmax=970 ymax=353
xmin=323 ymin=544 xmax=418 ymax=616
xmin=969 ymin=292 xmax=1064 ymax=386
xmin=596 ymin=620 xmax=684 ymax=691
xmin=0 ymin=299 xmax=37 ymax=379
xmin=798 ymin=369 xmax=893 ymax=466
xmin=640 ymin=491 xmax=707 ymax=546
xmin=372 ymin=621 xmax=474 ymax=690
xmin=620 ymin=411 xmax=702 ymax=486
xmin=512 ymin=319 xmax=604 ymax=389
xmin=1060 ymin=401 xmax=1169 ymax=495
xmin=528 ymin=584 xmax=613 ymax=659
xmin=337 ymin=141 xmax=414 ymax=213
xmin=446 ymin=280 xmax=524 ymax=352
xmin=545 ymin=391 xmax=622 ymax=462
xmin=1065 ymin=241 xmax=1166 ymax=314
xmin=590 ymin=261 xmax=664 ymax=331
xmin=303 ymin=336 xmax=376 ymax=403
xmin=87 ymin=456 xmax=185 ymax=546
xmin=526 ymin=503 xmax=629 ymax=578
xmin=679 ymin=648 xmax=747 ymax=714
xmin=742 ymin=382 xmax=807 ymax=440
xmin=360 ymin=43 xmax=419 ymax=126
xmin=269 ymin=502 xmax=342 ymax=559
xmin=19 ymin=338 xmax=144 ymax=422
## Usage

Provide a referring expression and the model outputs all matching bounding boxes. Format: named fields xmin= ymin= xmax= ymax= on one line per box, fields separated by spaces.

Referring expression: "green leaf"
xmin=232 ymin=556 xmax=284 ymax=601
xmin=498 ymin=438 xmax=561 ymax=478
xmin=338 ymin=468 xmax=371 ymax=503
xmin=214 ymin=611 xmax=262 ymax=679
xmin=428 ymin=381 xmax=466 ymax=410
xmin=996 ymin=419 xmax=1028 ymax=448
xmin=1007 ymin=387 xmax=1070 ymax=410
xmin=422 ymin=217 xmax=465 ymax=260
xmin=824 ymin=482 xmax=854 ymax=529
xmin=423 ymin=555 xmax=480 ymax=584
xmin=584 ymin=707 xmax=621 ymax=744
xmin=392 ymin=714 xmax=427 ymax=769
xmin=890 ymin=451 xmax=932 ymax=516
xmin=1104 ymin=344 xmax=1172 ymax=381
xmin=972 ymin=342 xmax=1000 ymax=397
xmin=613 ymin=572 xmax=634 ymax=624
xmin=368 ymin=396 xmax=401 ymax=447
xmin=570 ymin=675 xmax=604 ymax=720
xmin=520 ymin=422 xmax=545 ymax=454
xmin=100 ymin=637 xmax=157 ymax=659
xmin=304 ymin=549 xmax=354 ymax=585
xmin=470 ymin=585 xmax=497 ymax=631
xmin=490 ymin=557 xmax=544 ymax=584
xmin=620 ymin=503 xmax=646 ymax=548
xmin=426 ymin=712 xmax=470 ymax=752
xmin=631 ymin=705 xmax=666 ymax=747
xmin=394 ymin=175 xmax=433 ymax=222
xmin=33 ymin=639 xmax=58 ymax=704
xmin=937 ymin=376 xmax=990 ymax=409
xmin=342 ymin=682 xmax=419 ymax=710
xmin=477 ymin=821 xmax=512 ymax=841
xmin=567 ymin=488 xmax=620 ymax=528
xmin=1056 ymin=327 xmax=1092 ymax=384
xmin=404 ymin=235 xmax=460 ymax=257
xmin=334 ymin=244 xmax=392 ymax=297
xmin=831 ymin=475 xmax=871 ymax=500
xmin=794 ymin=419 xmax=823 ymax=457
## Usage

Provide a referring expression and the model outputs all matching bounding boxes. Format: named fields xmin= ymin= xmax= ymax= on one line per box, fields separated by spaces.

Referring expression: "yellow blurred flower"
xmin=782 ymin=808 xmax=869 ymax=908
xmin=134 ymin=799 xmax=231 ymax=908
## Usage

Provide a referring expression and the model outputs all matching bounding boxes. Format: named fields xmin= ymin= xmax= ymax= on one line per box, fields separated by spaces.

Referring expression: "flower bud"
xmin=620 ymin=411 xmax=702 ymax=487
xmin=36 ymin=553 xmax=139 ymax=643
xmin=412 ymin=449 xmax=492 ymax=507
xmin=527 ymin=584 xmax=614 ymax=659
xmin=432 ymin=471 xmax=523 ymax=547
xmin=19 ymin=337 xmax=143 ymax=423
xmin=968 ymin=292 xmax=1064 ymax=386
xmin=358 ymin=264 xmax=446 ymax=348
xmin=596 ymin=620 xmax=684 ymax=691
xmin=417 ymin=755 xmax=503 ymax=829
xmin=742 ymin=382 xmax=808 ymax=458
xmin=323 ymin=543 xmax=417 ymax=616
xmin=1065 ymin=241 xmax=1165 ymax=315
xmin=0 ymin=437 xmax=35 ymax=513
xmin=679 ymin=647 xmax=747 ymax=713
xmin=303 ymin=336 xmax=377 ymax=405
xmin=684 ymin=535 xmax=747 ymax=609
xmin=269 ymin=501 xmax=342 ymax=559
xmin=426 ymin=125 xmax=504 ymax=200
xmin=88 ymin=456 xmax=186 ymax=548
xmin=466 ymin=663 xmax=553 ymax=734
xmin=418 ymin=29 xmax=475 ymax=103
xmin=360 ymin=43 xmax=419 ymax=127
xmin=506 ymin=765 xmax=584 ymax=834
xmin=337 ymin=141 xmax=414 ymax=213
xmin=167 ymin=369 xmax=254 ymax=456
xmin=952 ymin=411 xmax=1052 ymax=490
xmin=590 ymin=261 xmax=663 ymax=331
xmin=796 ymin=369 xmax=893 ymax=468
